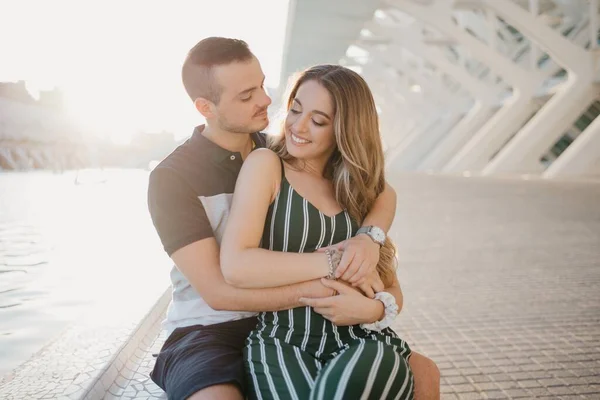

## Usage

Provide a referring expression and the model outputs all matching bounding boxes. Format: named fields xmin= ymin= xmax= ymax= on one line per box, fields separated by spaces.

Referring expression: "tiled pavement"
xmin=2 ymin=173 xmax=599 ymax=399
xmin=390 ymin=173 xmax=600 ymax=399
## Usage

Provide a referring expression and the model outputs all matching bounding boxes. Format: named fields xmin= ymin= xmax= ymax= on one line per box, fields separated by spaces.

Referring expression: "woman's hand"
xmin=299 ymin=279 xmax=385 ymax=326
xmin=355 ymin=269 xmax=385 ymax=298
xmin=318 ymin=234 xmax=380 ymax=284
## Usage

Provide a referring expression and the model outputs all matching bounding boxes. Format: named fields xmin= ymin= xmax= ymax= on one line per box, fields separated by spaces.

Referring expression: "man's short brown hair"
xmin=182 ymin=37 xmax=254 ymax=104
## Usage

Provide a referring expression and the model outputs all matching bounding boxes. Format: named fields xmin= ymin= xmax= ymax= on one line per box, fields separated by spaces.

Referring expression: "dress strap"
xmin=278 ymin=157 xmax=286 ymax=181
xmin=272 ymin=157 xmax=287 ymax=205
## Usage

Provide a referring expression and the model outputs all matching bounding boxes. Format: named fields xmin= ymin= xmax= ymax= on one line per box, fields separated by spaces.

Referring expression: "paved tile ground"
xmin=389 ymin=173 xmax=600 ymax=399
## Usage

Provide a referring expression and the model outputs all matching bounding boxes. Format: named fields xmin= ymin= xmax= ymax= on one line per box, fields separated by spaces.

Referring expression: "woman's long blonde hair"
xmin=269 ymin=65 xmax=397 ymax=286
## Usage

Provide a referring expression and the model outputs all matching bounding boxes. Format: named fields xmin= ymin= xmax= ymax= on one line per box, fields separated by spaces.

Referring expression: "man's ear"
xmin=194 ymin=97 xmax=215 ymax=119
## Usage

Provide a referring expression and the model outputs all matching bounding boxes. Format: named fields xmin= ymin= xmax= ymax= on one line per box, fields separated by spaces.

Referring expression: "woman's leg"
xmin=310 ymin=340 xmax=414 ymax=400
xmin=245 ymin=335 xmax=320 ymax=400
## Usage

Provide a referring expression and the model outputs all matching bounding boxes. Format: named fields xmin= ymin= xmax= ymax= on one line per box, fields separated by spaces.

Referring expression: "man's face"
xmin=211 ymin=56 xmax=272 ymax=134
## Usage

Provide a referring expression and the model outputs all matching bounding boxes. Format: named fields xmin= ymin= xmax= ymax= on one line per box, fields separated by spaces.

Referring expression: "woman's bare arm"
xmin=220 ymin=149 xmax=330 ymax=288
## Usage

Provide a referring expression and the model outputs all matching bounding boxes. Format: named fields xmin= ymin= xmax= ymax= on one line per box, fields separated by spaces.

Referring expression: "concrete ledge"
xmin=108 ymin=316 xmax=168 ymax=399
xmin=0 ymin=287 xmax=169 ymax=399
xmin=82 ymin=289 xmax=169 ymax=400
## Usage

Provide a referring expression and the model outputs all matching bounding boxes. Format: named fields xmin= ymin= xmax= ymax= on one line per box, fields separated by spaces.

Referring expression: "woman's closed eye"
xmin=290 ymin=109 xmax=326 ymax=126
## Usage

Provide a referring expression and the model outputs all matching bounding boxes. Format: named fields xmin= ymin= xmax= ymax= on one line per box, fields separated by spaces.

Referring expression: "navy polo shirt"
xmin=148 ymin=125 xmax=267 ymax=256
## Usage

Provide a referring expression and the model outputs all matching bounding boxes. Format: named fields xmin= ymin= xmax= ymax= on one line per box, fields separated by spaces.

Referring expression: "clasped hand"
xmin=319 ymin=234 xmax=381 ymax=282
xmin=300 ymin=278 xmax=385 ymax=326
xmin=301 ymin=236 xmax=386 ymax=326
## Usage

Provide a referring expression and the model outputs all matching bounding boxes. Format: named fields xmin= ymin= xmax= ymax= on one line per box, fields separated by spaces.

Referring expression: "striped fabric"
xmin=245 ymin=159 xmax=414 ymax=400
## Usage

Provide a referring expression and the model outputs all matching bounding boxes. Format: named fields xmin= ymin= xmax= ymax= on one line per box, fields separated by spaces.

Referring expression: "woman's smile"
xmin=290 ymin=132 xmax=312 ymax=145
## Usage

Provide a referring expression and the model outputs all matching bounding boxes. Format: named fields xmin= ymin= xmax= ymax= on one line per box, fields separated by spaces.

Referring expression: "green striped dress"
xmin=244 ymin=159 xmax=414 ymax=400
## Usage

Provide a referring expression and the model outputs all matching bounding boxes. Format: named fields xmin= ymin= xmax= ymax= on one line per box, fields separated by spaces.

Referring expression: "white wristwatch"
xmin=360 ymin=291 xmax=399 ymax=332
xmin=356 ymin=225 xmax=386 ymax=246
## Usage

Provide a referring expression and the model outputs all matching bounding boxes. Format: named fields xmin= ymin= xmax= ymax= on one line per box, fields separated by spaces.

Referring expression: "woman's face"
xmin=284 ymin=80 xmax=337 ymax=165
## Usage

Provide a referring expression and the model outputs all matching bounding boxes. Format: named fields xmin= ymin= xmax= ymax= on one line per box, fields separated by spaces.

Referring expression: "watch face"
xmin=371 ymin=227 xmax=385 ymax=244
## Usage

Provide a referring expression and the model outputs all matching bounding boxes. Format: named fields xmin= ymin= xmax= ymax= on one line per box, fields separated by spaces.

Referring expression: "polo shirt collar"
xmin=191 ymin=125 xmax=263 ymax=164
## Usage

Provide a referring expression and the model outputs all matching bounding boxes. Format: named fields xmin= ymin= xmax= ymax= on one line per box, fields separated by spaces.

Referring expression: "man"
xmin=148 ymin=37 xmax=440 ymax=400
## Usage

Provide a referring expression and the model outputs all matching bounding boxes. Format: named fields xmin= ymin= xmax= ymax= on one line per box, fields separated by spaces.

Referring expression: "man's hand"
xmin=318 ymin=234 xmax=380 ymax=284
xmin=299 ymin=279 xmax=385 ymax=326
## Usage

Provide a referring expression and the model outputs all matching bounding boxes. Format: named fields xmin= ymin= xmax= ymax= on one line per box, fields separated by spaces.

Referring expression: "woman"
xmin=220 ymin=65 xmax=413 ymax=399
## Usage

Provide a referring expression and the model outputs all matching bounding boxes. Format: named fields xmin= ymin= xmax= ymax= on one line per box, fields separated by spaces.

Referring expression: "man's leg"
xmin=409 ymin=352 xmax=441 ymax=400
xmin=150 ymin=318 xmax=258 ymax=400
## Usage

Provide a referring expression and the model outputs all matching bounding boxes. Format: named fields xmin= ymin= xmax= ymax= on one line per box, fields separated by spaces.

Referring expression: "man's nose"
xmin=261 ymin=89 xmax=272 ymax=107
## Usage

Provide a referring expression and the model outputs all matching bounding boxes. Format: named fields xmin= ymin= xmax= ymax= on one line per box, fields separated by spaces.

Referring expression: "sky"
xmin=0 ymin=0 xmax=290 ymax=142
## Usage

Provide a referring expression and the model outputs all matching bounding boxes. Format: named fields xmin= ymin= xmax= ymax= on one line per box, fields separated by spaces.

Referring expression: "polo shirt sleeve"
xmin=147 ymin=167 xmax=214 ymax=256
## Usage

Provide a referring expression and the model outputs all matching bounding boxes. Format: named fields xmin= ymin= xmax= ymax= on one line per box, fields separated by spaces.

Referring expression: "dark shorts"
xmin=150 ymin=317 xmax=259 ymax=400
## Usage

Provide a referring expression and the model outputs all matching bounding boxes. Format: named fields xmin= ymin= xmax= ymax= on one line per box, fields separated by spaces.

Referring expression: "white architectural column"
xmin=389 ymin=113 xmax=464 ymax=170
xmin=362 ymin=66 xmax=432 ymax=149
xmin=0 ymin=147 xmax=18 ymax=169
xmin=421 ymin=102 xmax=496 ymax=170
xmin=591 ymin=0 xmax=599 ymax=51
xmin=543 ymin=99 xmax=600 ymax=178
xmin=363 ymin=66 xmax=449 ymax=170
xmin=365 ymin=65 xmax=450 ymax=166
xmin=364 ymin=21 xmax=502 ymax=171
xmin=482 ymin=0 xmax=598 ymax=175
xmin=12 ymin=147 xmax=34 ymax=170
xmin=364 ymin=47 xmax=470 ymax=169
xmin=384 ymin=0 xmax=543 ymax=173
xmin=385 ymin=115 xmax=444 ymax=168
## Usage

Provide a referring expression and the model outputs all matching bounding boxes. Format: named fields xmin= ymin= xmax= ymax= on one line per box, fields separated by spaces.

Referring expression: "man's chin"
xmin=255 ymin=118 xmax=269 ymax=132
xmin=223 ymin=121 xmax=269 ymax=134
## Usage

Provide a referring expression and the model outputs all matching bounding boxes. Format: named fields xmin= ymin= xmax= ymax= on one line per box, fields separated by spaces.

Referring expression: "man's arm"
xmin=361 ymin=181 xmax=403 ymax=310
xmin=147 ymin=164 xmax=331 ymax=313
xmin=361 ymin=181 xmax=397 ymax=232
xmin=172 ymin=238 xmax=332 ymax=312
xmin=335 ymin=181 xmax=397 ymax=283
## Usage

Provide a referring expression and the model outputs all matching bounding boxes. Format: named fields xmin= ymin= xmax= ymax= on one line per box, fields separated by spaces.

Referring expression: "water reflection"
xmin=0 ymin=169 xmax=169 ymax=376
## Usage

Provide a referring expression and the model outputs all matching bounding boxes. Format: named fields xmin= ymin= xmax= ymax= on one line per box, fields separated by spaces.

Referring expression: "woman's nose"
xmin=292 ymin=114 xmax=310 ymax=133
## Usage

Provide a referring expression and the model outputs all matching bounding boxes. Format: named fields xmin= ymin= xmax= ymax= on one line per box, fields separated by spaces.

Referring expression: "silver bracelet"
xmin=324 ymin=249 xmax=342 ymax=279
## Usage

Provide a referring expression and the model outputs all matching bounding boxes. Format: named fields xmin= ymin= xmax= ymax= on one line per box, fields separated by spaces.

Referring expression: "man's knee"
xmin=187 ymin=383 xmax=244 ymax=400
xmin=409 ymin=352 xmax=440 ymax=400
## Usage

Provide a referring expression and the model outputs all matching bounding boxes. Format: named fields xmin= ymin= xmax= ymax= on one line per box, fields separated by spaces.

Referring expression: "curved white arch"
xmin=481 ymin=0 xmax=598 ymax=174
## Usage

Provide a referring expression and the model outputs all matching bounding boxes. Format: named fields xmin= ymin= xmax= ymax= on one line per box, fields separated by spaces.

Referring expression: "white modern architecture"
xmin=279 ymin=0 xmax=600 ymax=179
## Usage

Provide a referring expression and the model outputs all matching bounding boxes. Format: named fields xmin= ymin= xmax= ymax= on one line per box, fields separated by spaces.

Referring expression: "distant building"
xmin=0 ymin=81 xmax=35 ymax=104
xmin=38 ymin=87 xmax=66 ymax=110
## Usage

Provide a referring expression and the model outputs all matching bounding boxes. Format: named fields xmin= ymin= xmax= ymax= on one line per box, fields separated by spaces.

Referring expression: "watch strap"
xmin=356 ymin=226 xmax=371 ymax=235
xmin=356 ymin=225 xmax=385 ymax=246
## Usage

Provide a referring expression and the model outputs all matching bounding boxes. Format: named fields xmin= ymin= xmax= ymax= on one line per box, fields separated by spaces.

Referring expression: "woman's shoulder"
xmin=248 ymin=147 xmax=280 ymax=161
xmin=241 ymin=149 xmax=284 ymax=203
xmin=245 ymin=148 xmax=282 ymax=171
